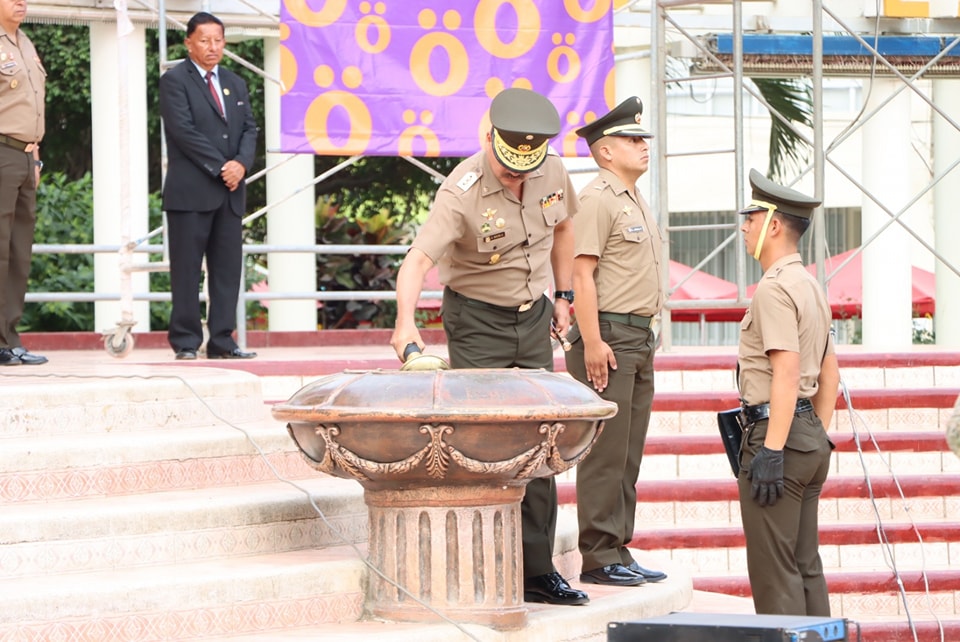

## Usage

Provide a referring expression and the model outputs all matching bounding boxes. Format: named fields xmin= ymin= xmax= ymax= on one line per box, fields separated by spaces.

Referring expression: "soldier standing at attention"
xmin=390 ymin=87 xmax=588 ymax=606
xmin=564 ymin=97 xmax=668 ymax=587
xmin=737 ymin=169 xmax=840 ymax=615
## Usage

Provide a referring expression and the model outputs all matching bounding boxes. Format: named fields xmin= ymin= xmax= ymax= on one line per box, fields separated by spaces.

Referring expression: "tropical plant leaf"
xmin=752 ymin=77 xmax=814 ymax=182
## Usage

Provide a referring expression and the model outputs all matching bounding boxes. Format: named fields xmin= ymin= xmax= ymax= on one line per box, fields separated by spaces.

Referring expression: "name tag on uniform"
xmin=483 ymin=232 xmax=506 ymax=243
xmin=626 ymin=225 xmax=644 ymax=233
xmin=540 ymin=189 xmax=564 ymax=208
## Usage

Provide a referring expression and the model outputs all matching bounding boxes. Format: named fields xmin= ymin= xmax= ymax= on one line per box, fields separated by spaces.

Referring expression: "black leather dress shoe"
xmin=175 ymin=349 xmax=197 ymax=360
xmin=12 ymin=347 xmax=46 ymax=365
xmin=580 ymin=563 xmax=646 ymax=586
xmin=207 ymin=348 xmax=257 ymax=360
xmin=0 ymin=348 xmax=22 ymax=366
xmin=627 ymin=561 xmax=668 ymax=583
xmin=523 ymin=572 xmax=589 ymax=605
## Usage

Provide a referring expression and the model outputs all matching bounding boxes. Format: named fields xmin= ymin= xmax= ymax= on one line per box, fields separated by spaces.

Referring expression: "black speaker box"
xmin=608 ymin=612 xmax=850 ymax=641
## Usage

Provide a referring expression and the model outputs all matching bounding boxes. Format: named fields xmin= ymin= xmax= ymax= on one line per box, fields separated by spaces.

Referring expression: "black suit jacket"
xmin=159 ymin=60 xmax=258 ymax=216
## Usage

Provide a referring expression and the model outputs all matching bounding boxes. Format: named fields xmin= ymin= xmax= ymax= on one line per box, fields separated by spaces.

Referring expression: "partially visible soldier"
xmin=0 ymin=0 xmax=48 ymax=366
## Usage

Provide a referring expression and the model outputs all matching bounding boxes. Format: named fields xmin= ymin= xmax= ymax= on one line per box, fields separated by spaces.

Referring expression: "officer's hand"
xmin=584 ymin=341 xmax=617 ymax=393
xmin=748 ymin=446 xmax=784 ymax=507
xmin=390 ymin=327 xmax=424 ymax=364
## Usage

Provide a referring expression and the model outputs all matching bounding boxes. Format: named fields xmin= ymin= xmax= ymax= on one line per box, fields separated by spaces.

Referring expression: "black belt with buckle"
xmin=740 ymin=398 xmax=815 ymax=424
xmin=449 ymin=288 xmax=539 ymax=313
xmin=598 ymin=311 xmax=653 ymax=328
xmin=0 ymin=134 xmax=31 ymax=152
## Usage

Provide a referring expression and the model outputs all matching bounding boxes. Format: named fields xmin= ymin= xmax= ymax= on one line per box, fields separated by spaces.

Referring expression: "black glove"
xmin=748 ymin=446 xmax=784 ymax=507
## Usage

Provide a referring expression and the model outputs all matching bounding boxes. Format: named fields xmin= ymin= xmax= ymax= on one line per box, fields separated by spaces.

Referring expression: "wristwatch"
xmin=35 ymin=160 xmax=43 ymax=170
xmin=554 ymin=290 xmax=574 ymax=304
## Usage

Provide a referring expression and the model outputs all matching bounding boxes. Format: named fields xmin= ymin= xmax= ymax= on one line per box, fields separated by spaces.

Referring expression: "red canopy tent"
xmin=667 ymin=260 xmax=744 ymax=322
xmin=744 ymin=248 xmax=935 ymax=319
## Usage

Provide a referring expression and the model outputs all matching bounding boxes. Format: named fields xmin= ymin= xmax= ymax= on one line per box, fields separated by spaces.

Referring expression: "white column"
xmin=860 ymin=78 xmax=912 ymax=349
xmin=615 ymin=27 xmax=651 ymax=199
xmin=263 ymin=37 xmax=317 ymax=331
xmin=932 ymin=80 xmax=960 ymax=347
xmin=90 ymin=23 xmax=151 ymax=333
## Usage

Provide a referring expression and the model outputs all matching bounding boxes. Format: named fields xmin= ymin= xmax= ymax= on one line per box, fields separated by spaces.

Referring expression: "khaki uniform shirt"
xmin=0 ymin=28 xmax=46 ymax=143
xmin=412 ymin=151 xmax=578 ymax=307
xmin=573 ymin=168 xmax=663 ymax=315
xmin=738 ymin=253 xmax=834 ymax=405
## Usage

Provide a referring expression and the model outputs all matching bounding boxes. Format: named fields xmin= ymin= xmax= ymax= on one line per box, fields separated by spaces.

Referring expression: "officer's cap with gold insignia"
xmin=740 ymin=169 xmax=821 ymax=219
xmin=575 ymin=96 xmax=652 ymax=146
xmin=489 ymin=88 xmax=561 ymax=174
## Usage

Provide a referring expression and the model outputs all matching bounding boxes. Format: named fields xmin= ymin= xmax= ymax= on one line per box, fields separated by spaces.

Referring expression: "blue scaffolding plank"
xmin=715 ymin=34 xmax=958 ymax=57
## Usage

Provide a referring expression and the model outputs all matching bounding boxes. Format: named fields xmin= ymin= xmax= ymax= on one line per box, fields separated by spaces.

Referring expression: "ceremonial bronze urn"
xmin=272 ymin=367 xmax=616 ymax=630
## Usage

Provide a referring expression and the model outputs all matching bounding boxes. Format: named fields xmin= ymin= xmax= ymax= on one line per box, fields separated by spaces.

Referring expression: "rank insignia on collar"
xmin=540 ymin=189 xmax=564 ymax=208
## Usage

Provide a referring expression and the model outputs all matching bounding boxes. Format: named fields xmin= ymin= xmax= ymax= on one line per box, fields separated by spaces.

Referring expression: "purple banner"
xmin=279 ymin=0 xmax=615 ymax=158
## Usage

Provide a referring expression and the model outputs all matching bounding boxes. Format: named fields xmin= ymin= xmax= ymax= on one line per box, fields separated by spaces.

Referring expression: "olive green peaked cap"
xmin=741 ymin=169 xmax=821 ymax=219
xmin=489 ymin=88 xmax=561 ymax=173
xmin=575 ymin=96 xmax=652 ymax=146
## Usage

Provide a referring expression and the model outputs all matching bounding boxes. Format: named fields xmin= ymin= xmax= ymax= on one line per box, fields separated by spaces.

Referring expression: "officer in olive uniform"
xmin=564 ymin=97 xmax=668 ymax=587
xmin=0 ymin=0 xmax=47 ymax=366
xmin=391 ymin=88 xmax=588 ymax=606
xmin=737 ymin=169 xmax=840 ymax=615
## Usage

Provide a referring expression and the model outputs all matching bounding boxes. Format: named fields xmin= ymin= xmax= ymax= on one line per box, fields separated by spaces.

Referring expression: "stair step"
xmin=0 ymin=422 xmax=318 ymax=502
xmin=560 ymin=474 xmax=960 ymax=505
xmin=637 ymin=521 xmax=960 ymax=549
xmin=0 ymin=367 xmax=266 ymax=437
xmin=694 ymin=570 xmax=960 ymax=622
xmin=206 ymin=565 xmax=694 ymax=642
xmin=0 ymin=547 xmax=366 ymax=639
xmin=643 ymin=431 xmax=952 ymax=455
xmin=694 ymin=569 xmax=960 ymax=602
xmin=855 ymin=619 xmax=960 ymax=642
xmin=1 ymin=477 xmax=367 ymax=576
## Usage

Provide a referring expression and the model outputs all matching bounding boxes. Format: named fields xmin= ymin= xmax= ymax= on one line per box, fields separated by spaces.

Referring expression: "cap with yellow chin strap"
xmin=740 ymin=170 xmax=821 ymax=259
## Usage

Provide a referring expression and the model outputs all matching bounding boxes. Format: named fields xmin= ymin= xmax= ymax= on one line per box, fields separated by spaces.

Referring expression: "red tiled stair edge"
xmin=651 ymin=388 xmax=960 ymax=412
xmin=644 ymin=431 xmax=952 ymax=456
xmin=557 ymin=475 xmax=960 ymax=504
xmin=20 ymin=330 xmax=960 ymax=368
xmin=694 ymin=570 xmax=960 ymax=596
xmin=632 ymin=521 xmax=960 ymax=549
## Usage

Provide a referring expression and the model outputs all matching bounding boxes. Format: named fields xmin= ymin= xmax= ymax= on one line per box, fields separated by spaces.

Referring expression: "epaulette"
xmin=456 ymin=171 xmax=479 ymax=192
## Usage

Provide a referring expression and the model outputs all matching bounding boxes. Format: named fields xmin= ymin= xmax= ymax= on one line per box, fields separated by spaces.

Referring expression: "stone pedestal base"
xmin=365 ymin=484 xmax=527 ymax=630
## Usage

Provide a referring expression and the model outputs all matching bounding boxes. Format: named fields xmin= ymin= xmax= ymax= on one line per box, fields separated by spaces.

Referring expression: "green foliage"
xmin=23 ymin=173 xmax=95 ymax=331
xmin=25 ymin=24 xmax=92 ymax=179
xmin=752 ymin=78 xmax=814 ymax=183
xmin=315 ymin=195 xmax=420 ymax=329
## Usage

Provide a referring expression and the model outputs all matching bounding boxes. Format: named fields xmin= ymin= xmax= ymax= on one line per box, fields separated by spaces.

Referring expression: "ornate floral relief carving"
xmin=307 ymin=420 xmax=600 ymax=481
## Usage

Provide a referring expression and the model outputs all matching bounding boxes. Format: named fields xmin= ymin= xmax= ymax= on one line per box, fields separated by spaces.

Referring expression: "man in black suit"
xmin=160 ymin=11 xmax=258 ymax=360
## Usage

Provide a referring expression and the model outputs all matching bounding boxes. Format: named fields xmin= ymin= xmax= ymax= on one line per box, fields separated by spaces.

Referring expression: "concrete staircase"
xmin=0 ymin=346 xmax=691 ymax=642
xmin=555 ymin=350 xmax=960 ymax=641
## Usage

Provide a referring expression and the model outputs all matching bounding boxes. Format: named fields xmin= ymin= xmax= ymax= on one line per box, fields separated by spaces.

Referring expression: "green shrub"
xmin=23 ymin=172 xmax=95 ymax=331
